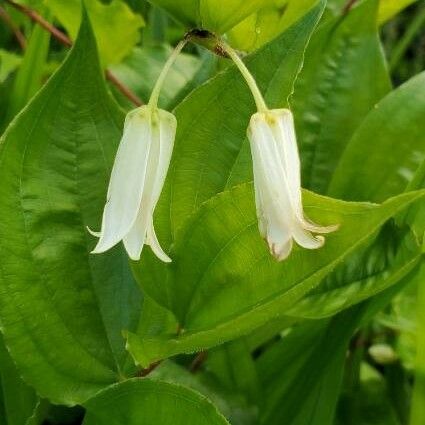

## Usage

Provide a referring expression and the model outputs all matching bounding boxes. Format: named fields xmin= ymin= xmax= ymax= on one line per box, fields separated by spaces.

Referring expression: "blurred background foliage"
xmin=0 ymin=0 xmax=423 ymax=424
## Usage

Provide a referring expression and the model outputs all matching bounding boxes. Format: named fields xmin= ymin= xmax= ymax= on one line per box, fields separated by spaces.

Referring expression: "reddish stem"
xmin=5 ymin=0 xmax=143 ymax=106
xmin=343 ymin=0 xmax=358 ymax=14
xmin=0 ymin=5 xmax=26 ymax=49
xmin=189 ymin=351 xmax=208 ymax=373
xmin=138 ymin=361 xmax=161 ymax=377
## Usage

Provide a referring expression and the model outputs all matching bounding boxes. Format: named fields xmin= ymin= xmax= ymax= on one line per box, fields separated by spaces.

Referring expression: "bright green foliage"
xmin=82 ymin=379 xmax=230 ymax=425
xmin=257 ymin=315 xmax=353 ymax=424
xmin=329 ymin=71 xmax=425 ymax=203
xmin=0 ymin=50 xmax=21 ymax=83
xmin=0 ymin=12 xmax=140 ymax=405
xmin=326 ymin=0 xmax=421 ymax=23
xmin=5 ymin=16 xmax=50 ymax=122
xmin=378 ymin=0 xmax=422 ymax=23
xmin=0 ymin=335 xmax=41 ymax=425
xmin=110 ymin=45 xmax=203 ymax=108
xmin=228 ymin=0 xmax=317 ymax=52
xmin=128 ymin=186 xmax=423 ymax=366
xmin=0 ymin=0 xmax=424 ymax=423
xmin=150 ymin=360 xmax=257 ymax=425
xmin=45 ymin=0 xmax=144 ymax=65
xmin=147 ymin=0 xmax=273 ymax=33
xmin=292 ymin=0 xmax=391 ymax=194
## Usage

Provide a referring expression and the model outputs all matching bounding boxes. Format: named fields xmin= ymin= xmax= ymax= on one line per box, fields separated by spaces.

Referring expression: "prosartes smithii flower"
xmin=247 ymin=109 xmax=338 ymax=261
xmin=90 ymin=105 xmax=176 ymax=262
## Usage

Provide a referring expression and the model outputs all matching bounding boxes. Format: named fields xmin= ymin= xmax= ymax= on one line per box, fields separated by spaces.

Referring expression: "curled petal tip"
xmin=87 ymin=225 xmax=101 ymax=238
xmin=162 ymin=255 xmax=173 ymax=263
xmin=310 ymin=223 xmax=340 ymax=234
xmin=314 ymin=235 xmax=325 ymax=248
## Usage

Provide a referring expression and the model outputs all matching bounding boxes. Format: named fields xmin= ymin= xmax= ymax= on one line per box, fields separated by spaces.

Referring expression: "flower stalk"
xmin=148 ymin=39 xmax=188 ymax=109
xmin=220 ymin=42 xmax=268 ymax=113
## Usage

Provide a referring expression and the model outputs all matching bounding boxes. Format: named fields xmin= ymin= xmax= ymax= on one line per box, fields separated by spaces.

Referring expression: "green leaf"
xmin=82 ymin=379 xmax=230 ymax=425
xmin=0 ymin=11 xmax=141 ymax=404
xmin=206 ymin=339 xmax=260 ymax=405
xmin=329 ymin=71 xmax=425 ymax=202
xmin=150 ymin=361 xmax=257 ymax=425
xmin=128 ymin=186 xmax=424 ymax=366
xmin=0 ymin=334 xmax=41 ymax=425
xmin=325 ymin=0 xmax=420 ymax=24
xmin=410 ymin=262 xmax=425 ymax=425
xmin=336 ymin=365 xmax=401 ymax=425
xmin=257 ymin=281 xmax=415 ymax=425
xmin=0 ymin=49 xmax=21 ymax=84
xmin=287 ymin=223 xmax=421 ymax=319
xmin=256 ymin=316 xmax=353 ymax=425
xmin=378 ymin=0 xmax=421 ymax=24
xmin=109 ymin=45 xmax=203 ymax=109
xmin=291 ymin=0 xmax=391 ymax=193
xmin=5 ymin=14 xmax=50 ymax=121
xmin=147 ymin=0 xmax=274 ymax=33
xmin=228 ymin=0 xmax=318 ymax=52
xmin=45 ymin=0 xmax=144 ymax=65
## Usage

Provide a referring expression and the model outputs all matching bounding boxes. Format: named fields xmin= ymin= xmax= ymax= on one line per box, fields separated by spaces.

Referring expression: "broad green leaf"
xmin=109 ymin=45 xmax=203 ymax=109
xmin=169 ymin=52 xmax=219 ymax=111
xmin=0 ymin=334 xmax=40 ymax=425
xmin=325 ymin=0 xmax=420 ymax=23
xmin=291 ymin=0 xmax=391 ymax=193
xmin=45 ymin=0 xmax=144 ymax=65
xmin=335 ymin=365 xmax=400 ymax=425
xmin=228 ymin=0 xmax=318 ymax=52
xmin=128 ymin=186 xmax=424 ymax=366
xmin=301 ymin=61 xmax=425 ymax=318
xmin=0 ymin=12 xmax=141 ymax=404
xmin=149 ymin=0 xmax=325 ymax=249
xmin=378 ymin=0 xmax=421 ymax=23
xmin=377 ymin=278 xmax=418 ymax=371
xmin=150 ymin=361 xmax=257 ymax=425
xmin=287 ymin=223 xmax=421 ymax=319
xmin=82 ymin=379 xmax=230 ymax=425
xmin=256 ymin=316 xmax=353 ymax=425
xmin=257 ymin=276 xmax=417 ymax=425
xmin=329 ymin=71 xmax=425 ymax=203
xmin=206 ymin=339 xmax=260 ymax=405
xmin=0 ymin=50 xmax=21 ymax=84
xmin=147 ymin=0 xmax=273 ymax=33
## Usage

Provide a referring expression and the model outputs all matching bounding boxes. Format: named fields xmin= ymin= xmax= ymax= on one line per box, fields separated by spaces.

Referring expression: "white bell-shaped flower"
xmin=248 ymin=109 xmax=338 ymax=261
xmin=220 ymin=41 xmax=338 ymax=261
xmin=90 ymin=39 xmax=188 ymax=262
xmin=90 ymin=105 xmax=175 ymax=261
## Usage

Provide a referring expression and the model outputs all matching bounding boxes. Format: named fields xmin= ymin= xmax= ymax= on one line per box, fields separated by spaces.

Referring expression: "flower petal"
xmin=248 ymin=113 xmax=294 ymax=259
xmin=146 ymin=219 xmax=172 ymax=263
xmin=123 ymin=109 xmax=176 ymax=262
xmin=269 ymin=109 xmax=304 ymax=215
xmin=291 ymin=225 xmax=325 ymax=249
xmin=92 ymin=106 xmax=152 ymax=254
xmin=269 ymin=238 xmax=293 ymax=261
xmin=150 ymin=109 xmax=176 ymax=208
xmin=143 ymin=110 xmax=176 ymax=262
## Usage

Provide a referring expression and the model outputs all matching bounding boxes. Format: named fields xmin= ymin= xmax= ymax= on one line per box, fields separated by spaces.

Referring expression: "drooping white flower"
xmin=247 ymin=109 xmax=338 ymax=261
xmin=90 ymin=39 xmax=189 ymax=262
xmin=90 ymin=105 xmax=176 ymax=262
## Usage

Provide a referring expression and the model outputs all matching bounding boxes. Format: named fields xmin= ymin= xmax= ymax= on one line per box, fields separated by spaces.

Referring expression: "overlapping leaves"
xmin=0 ymin=11 xmax=141 ymax=405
